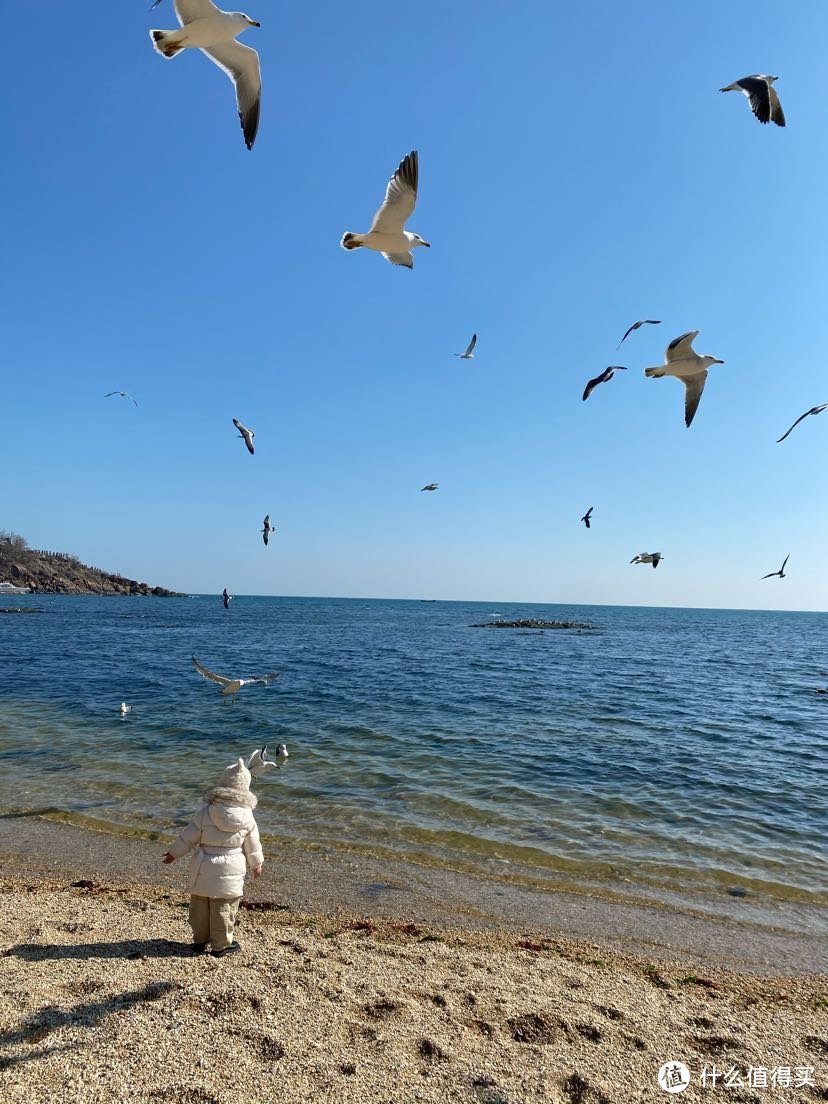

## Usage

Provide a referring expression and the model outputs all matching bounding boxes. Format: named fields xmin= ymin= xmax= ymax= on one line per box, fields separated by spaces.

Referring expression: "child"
xmin=163 ymin=756 xmax=263 ymax=956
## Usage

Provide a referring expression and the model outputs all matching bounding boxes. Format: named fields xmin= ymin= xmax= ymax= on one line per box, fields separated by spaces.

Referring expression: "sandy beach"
xmin=1 ymin=818 xmax=826 ymax=1104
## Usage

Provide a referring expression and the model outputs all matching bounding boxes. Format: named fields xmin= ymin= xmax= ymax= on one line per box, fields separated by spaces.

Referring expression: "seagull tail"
xmin=340 ymin=232 xmax=364 ymax=251
xmin=149 ymin=30 xmax=185 ymax=59
xmin=644 ymin=366 xmax=666 ymax=378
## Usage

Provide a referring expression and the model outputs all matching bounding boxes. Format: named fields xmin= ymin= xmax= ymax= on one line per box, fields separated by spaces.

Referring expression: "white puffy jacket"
xmin=168 ymin=785 xmax=264 ymax=899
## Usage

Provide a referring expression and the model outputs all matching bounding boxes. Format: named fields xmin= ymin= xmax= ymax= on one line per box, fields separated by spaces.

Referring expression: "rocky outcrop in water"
xmin=471 ymin=619 xmax=592 ymax=630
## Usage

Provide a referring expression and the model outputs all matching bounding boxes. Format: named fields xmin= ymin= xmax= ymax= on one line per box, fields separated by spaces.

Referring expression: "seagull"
xmin=233 ymin=417 xmax=255 ymax=454
xmin=262 ymin=515 xmax=275 ymax=545
xmin=421 ymin=483 xmax=438 ymax=491
xmin=149 ymin=1 xmax=262 ymax=150
xmin=247 ymin=743 xmax=288 ymax=777
xmin=192 ymin=656 xmax=280 ymax=703
xmin=454 ymin=334 xmax=477 ymax=359
xmin=580 ymin=507 xmax=593 ymax=529
xmin=617 ymin=320 xmax=661 ymax=349
xmin=776 ymin=404 xmax=828 ymax=443
xmin=222 ymin=588 xmax=232 ymax=609
xmin=582 ymin=365 xmax=627 ymax=402
xmin=119 ymin=702 xmax=133 ymax=715
xmin=630 ymin=553 xmax=663 ymax=569
xmin=761 ymin=554 xmax=789 ymax=580
xmin=720 ymin=75 xmax=785 ymax=127
xmin=105 ymin=391 xmax=138 ymax=406
xmin=644 ymin=331 xmax=724 ymax=427
xmin=341 ymin=150 xmax=430 ymax=269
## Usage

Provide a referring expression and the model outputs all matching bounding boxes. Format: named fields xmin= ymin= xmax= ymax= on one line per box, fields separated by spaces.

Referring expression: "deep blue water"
xmin=1 ymin=595 xmax=826 ymax=913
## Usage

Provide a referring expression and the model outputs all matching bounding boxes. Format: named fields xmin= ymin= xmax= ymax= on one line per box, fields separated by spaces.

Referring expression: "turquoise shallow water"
xmin=1 ymin=596 xmax=826 ymax=912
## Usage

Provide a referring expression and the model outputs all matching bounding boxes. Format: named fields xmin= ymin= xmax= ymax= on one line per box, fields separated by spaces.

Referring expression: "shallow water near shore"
xmin=1 ymin=595 xmax=826 ymax=930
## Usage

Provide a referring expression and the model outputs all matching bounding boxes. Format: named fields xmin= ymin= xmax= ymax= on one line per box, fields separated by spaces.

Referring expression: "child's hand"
xmin=252 ymin=865 xmax=263 ymax=879
xmin=162 ymin=852 xmax=175 ymax=864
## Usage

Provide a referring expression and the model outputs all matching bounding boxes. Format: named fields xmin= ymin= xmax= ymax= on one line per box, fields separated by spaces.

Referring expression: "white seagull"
xmin=617 ymin=320 xmax=661 ymax=349
xmin=105 ymin=391 xmax=138 ymax=406
xmin=720 ymin=75 xmax=785 ymax=127
xmin=192 ymin=656 xmax=280 ymax=703
xmin=776 ymin=404 xmax=828 ymax=443
xmin=233 ymin=417 xmax=255 ymax=454
xmin=644 ymin=331 xmax=724 ymax=427
xmin=341 ymin=150 xmax=430 ymax=269
xmin=630 ymin=553 xmax=663 ymax=569
xmin=262 ymin=514 xmax=275 ymax=545
xmin=247 ymin=743 xmax=288 ymax=777
xmin=454 ymin=334 xmax=477 ymax=359
xmin=149 ymin=1 xmax=262 ymax=150
xmin=119 ymin=702 xmax=133 ymax=715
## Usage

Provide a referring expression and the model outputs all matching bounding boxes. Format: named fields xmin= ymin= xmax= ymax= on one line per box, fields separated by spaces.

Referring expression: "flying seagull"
xmin=233 ymin=417 xmax=255 ymax=454
xmin=247 ymin=743 xmax=288 ymax=777
xmin=341 ymin=150 xmax=430 ymax=269
xmin=617 ymin=320 xmax=661 ymax=349
xmin=222 ymin=588 xmax=232 ymax=609
xmin=262 ymin=515 xmax=275 ymax=545
xmin=644 ymin=330 xmax=724 ymax=427
xmin=421 ymin=483 xmax=438 ymax=491
xmin=582 ymin=365 xmax=627 ymax=402
xmin=150 ymin=1 xmax=262 ymax=150
xmin=454 ymin=334 xmax=477 ymax=359
xmin=761 ymin=554 xmax=790 ymax=580
xmin=580 ymin=507 xmax=593 ymax=529
xmin=776 ymin=404 xmax=828 ymax=443
xmin=105 ymin=391 xmax=138 ymax=406
xmin=192 ymin=656 xmax=280 ymax=703
xmin=720 ymin=75 xmax=785 ymax=127
xmin=631 ymin=553 xmax=663 ymax=569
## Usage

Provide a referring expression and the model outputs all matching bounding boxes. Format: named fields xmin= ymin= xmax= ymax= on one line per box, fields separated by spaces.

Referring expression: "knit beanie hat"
xmin=216 ymin=757 xmax=252 ymax=792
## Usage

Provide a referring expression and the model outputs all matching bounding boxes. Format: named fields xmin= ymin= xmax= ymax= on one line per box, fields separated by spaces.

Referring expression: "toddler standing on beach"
xmin=162 ymin=756 xmax=263 ymax=957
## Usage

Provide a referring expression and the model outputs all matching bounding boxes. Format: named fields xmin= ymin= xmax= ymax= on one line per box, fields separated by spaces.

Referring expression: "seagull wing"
xmin=582 ymin=369 xmax=609 ymax=401
xmin=737 ymin=76 xmax=773 ymax=124
xmin=173 ymin=0 xmax=220 ymax=24
xmin=681 ymin=370 xmax=708 ymax=427
xmin=247 ymin=671 xmax=280 ymax=686
xmin=465 ymin=334 xmax=477 ymax=356
xmin=202 ymin=39 xmax=261 ymax=150
xmin=192 ymin=656 xmax=233 ymax=687
xmin=370 ymin=150 xmax=418 ymax=234
xmin=381 ymin=251 xmax=414 ymax=268
xmin=777 ymin=409 xmax=814 ymax=443
xmin=768 ymin=83 xmax=786 ymax=127
xmin=233 ymin=418 xmax=255 ymax=454
xmin=617 ymin=322 xmax=640 ymax=348
xmin=780 ymin=554 xmax=790 ymax=573
xmin=665 ymin=330 xmax=699 ymax=362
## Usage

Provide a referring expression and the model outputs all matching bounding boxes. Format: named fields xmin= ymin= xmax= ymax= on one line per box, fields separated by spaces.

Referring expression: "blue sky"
xmin=2 ymin=1 xmax=827 ymax=609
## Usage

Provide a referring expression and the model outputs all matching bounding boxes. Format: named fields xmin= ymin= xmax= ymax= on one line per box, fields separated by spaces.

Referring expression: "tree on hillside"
xmin=0 ymin=531 xmax=29 ymax=562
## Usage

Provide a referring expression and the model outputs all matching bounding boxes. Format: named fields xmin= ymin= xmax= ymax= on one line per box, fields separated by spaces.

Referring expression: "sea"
xmin=1 ymin=596 xmax=826 ymax=927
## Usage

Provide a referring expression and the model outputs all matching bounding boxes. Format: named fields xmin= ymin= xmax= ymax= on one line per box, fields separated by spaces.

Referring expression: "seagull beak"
xmin=250 ymin=20 xmax=261 ymax=26
xmin=714 ymin=359 xmax=725 ymax=365
xmin=422 ymin=241 xmax=431 ymax=248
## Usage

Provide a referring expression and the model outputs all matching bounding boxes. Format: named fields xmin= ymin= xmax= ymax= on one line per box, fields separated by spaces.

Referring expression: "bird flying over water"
xmin=580 ymin=507 xmax=593 ymax=529
xmin=222 ymin=588 xmax=232 ymax=609
xmin=421 ymin=483 xmax=438 ymax=492
xmin=247 ymin=743 xmax=288 ymax=777
xmin=192 ymin=656 xmax=280 ymax=702
xmin=262 ymin=515 xmax=275 ymax=545
xmin=233 ymin=418 xmax=255 ymax=454
xmin=776 ymin=404 xmax=828 ymax=443
xmin=644 ymin=330 xmax=724 ymax=427
xmin=617 ymin=320 xmax=661 ymax=349
xmin=149 ymin=1 xmax=262 ymax=150
xmin=454 ymin=334 xmax=477 ymax=359
xmin=631 ymin=553 xmax=663 ymax=569
xmin=720 ymin=75 xmax=785 ymax=127
xmin=761 ymin=554 xmax=789 ymax=580
xmin=582 ymin=365 xmax=626 ymax=402
xmin=341 ymin=151 xmax=430 ymax=269
xmin=105 ymin=391 xmax=138 ymax=406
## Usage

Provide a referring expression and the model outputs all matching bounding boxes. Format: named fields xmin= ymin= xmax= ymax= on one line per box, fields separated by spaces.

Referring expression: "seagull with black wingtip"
xmin=454 ymin=334 xmax=477 ymax=360
xmin=630 ymin=553 xmax=663 ymax=569
xmin=580 ymin=507 xmax=593 ymax=529
xmin=761 ymin=554 xmax=789 ymax=580
xmin=720 ymin=74 xmax=785 ymax=127
xmin=776 ymin=404 xmax=828 ymax=443
xmin=341 ymin=150 xmax=430 ymax=269
xmin=232 ymin=417 xmax=255 ymax=454
xmin=617 ymin=319 xmax=661 ymax=349
xmin=262 ymin=515 xmax=275 ymax=545
xmin=644 ymin=330 xmax=724 ymax=427
xmin=582 ymin=365 xmax=626 ymax=402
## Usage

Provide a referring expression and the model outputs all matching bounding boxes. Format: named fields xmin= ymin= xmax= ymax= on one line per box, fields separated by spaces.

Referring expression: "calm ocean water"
xmin=1 ymin=596 xmax=826 ymax=918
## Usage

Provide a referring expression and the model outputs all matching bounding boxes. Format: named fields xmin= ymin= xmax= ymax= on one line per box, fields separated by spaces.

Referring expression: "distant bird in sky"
xmin=580 ymin=507 xmax=593 ymax=529
xmin=105 ymin=391 xmax=138 ymax=406
xmin=776 ymin=404 xmax=828 ymax=443
xmin=192 ymin=656 xmax=280 ymax=703
xmin=119 ymin=702 xmax=133 ymax=715
xmin=149 ymin=0 xmax=262 ymax=150
xmin=222 ymin=588 xmax=232 ymax=609
xmin=631 ymin=553 xmax=663 ymax=569
xmin=262 ymin=515 xmax=275 ymax=545
xmin=720 ymin=75 xmax=785 ymax=127
xmin=454 ymin=334 xmax=477 ymax=359
xmin=247 ymin=743 xmax=288 ymax=777
xmin=233 ymin=417 xmax=255 ymax=454
xmin=421 ymin=483 xmax=438 ymax=492
xmin=644 ymin=330 xmax=724 ymax=427
xmin=617 ymin=319 xmax=661 ymax=349
xmin=761 ymin=554 xmax=790 ymax=580
xmin=582 ymin=365 xmax=626 ymax=402
xmin=341 ymin=150 xmax=430 ymax=269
